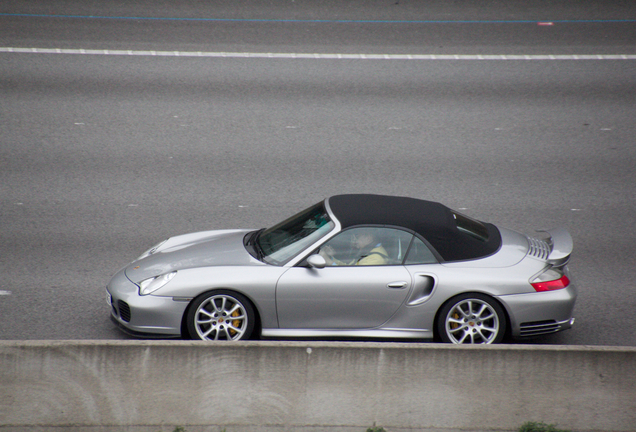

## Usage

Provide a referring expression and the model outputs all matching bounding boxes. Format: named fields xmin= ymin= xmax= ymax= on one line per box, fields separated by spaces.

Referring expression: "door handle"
xmin=387 ymin=281 xmax=408 ymax=289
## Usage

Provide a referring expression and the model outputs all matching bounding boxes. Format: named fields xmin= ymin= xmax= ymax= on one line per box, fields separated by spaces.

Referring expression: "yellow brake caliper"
xmin=450 ymin=312 xmax=460 ymax=330
xmin=230 ymin=310 xmax=241 ymax=336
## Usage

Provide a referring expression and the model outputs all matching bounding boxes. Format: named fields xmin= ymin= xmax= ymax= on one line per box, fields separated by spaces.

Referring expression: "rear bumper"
xmin=498 ymin=282 xmax=577 ymax=338
xmin=518 ymin=317 xmax=575 ymax=337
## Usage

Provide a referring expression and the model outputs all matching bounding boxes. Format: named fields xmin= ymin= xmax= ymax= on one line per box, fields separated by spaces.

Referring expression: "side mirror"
xmin=307 ymin=254 xmax=327 ymax=269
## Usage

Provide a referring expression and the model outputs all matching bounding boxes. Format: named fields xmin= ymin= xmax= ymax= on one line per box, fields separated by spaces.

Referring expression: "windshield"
xmin=256 ymin=202 xmax=335 ymax=265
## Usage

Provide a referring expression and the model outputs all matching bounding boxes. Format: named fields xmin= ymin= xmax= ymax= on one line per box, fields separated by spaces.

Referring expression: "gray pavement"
xmin=1 ymin=1 xmax=635 ymax=347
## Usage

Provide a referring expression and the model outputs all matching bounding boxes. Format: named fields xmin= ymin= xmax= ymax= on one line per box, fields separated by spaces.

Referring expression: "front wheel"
xmin=187 ymin=290 xmax=255 ymax=341
xmin=437 ymin=293 xmax=506 ymax=344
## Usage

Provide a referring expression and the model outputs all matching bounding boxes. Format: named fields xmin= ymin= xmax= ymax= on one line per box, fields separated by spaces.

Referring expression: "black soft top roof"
xmin=327 ymin=194 xmax=501 ymax=262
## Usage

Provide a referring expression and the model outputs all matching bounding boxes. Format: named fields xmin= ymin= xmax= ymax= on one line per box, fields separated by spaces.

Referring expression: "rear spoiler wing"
xmin=538 ymin=228 xmax=573 ymax=266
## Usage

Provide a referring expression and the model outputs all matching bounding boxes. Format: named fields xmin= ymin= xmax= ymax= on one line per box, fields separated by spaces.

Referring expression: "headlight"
xmin=136 ymin=239 xmax=168 ymax=260
xmin=138 ymin=271 xmax=177 ymax=296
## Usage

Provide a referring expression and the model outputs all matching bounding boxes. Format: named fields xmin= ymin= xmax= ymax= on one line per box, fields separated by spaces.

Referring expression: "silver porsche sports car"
xmin=107 ymin=194 xmax=576 ymax=344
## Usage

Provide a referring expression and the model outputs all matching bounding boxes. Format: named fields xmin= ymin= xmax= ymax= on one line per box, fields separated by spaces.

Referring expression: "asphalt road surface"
xmin=1 ymin=0 xmax=635 ymax=345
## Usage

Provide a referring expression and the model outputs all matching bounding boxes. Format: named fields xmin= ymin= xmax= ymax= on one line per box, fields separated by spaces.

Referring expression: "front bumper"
xmin=107 ymin=268 xmax=187 ymax=337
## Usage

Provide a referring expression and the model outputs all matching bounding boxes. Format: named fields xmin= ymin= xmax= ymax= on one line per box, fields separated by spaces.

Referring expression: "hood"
xmin=125 ymin=229 xmax=262 ymax=283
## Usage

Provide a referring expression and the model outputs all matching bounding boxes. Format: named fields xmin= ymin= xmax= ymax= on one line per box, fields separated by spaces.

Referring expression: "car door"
xmin=275 ymin=227 xmax=414 ymax=330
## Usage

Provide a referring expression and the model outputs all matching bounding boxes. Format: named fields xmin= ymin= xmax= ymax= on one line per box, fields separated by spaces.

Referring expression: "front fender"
xmin=151 ymin=265 xmax=287 ymax=330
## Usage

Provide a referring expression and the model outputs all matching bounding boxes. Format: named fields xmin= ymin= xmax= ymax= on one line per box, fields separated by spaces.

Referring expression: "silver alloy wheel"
xmin=193 ymin=294 xmax=249 ymax=341
xmin=444 ymin=298 xmax=500 ymax=344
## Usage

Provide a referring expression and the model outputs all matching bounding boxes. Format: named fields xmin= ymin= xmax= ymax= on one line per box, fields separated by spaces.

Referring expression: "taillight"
xmin=531 ymin=274 xmax=570 ymax=292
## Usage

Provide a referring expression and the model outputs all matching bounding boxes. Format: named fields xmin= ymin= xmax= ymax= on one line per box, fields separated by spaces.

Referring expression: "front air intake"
xmin=117 ymin=300 xmax=131 ymax=322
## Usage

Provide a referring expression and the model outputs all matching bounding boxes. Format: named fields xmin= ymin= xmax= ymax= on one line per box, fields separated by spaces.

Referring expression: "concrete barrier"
xmin=1 ymin=341 xmax=635 ymax=432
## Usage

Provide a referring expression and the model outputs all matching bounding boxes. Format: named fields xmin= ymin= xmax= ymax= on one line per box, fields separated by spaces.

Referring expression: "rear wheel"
xmin=187 ymin=290 xmax=255 ymax=341
xmin=437 ymin=293 xmax=506 ymax=344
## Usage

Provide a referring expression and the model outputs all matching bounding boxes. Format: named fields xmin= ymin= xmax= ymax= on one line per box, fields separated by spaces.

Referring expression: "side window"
xmin=404 ymin=237 xmax=438 ymax=265
xmin=318 ymin=227 xmax=413 ymax=266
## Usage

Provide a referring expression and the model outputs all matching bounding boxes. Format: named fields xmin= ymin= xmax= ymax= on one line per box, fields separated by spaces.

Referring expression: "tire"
xmin=437 ymin=293 xmax=506 ymax=344
xmin=187 ymin=290 xmax=255 ymax=341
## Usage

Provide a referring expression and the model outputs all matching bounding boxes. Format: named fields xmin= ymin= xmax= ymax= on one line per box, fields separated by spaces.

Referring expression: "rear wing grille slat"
xmin=528 ymin=237 xmax=550 ymax=260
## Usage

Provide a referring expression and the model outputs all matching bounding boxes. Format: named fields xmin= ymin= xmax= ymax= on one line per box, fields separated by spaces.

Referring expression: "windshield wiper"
xmin=245 ymin=228 xmax=266 ymax=260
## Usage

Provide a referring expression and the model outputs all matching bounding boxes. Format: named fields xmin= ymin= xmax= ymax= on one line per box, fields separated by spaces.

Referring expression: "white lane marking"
xmin=0 ymin=290 xmax=11 ymax=296
xmin=1 ymin=47 xmax=635 ymax=60
xmin=2 ymin=13 xmax=636 ymax=24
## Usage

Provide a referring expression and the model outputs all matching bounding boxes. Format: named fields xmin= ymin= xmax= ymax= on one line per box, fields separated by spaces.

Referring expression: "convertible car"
xmin=107 ymin=194 xmax=576 ymax=344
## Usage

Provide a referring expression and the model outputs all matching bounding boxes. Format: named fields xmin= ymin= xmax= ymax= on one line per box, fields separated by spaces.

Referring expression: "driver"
xmin=320 ymin=230 xmax=388 ymax=266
